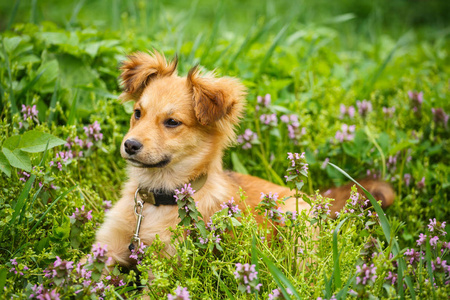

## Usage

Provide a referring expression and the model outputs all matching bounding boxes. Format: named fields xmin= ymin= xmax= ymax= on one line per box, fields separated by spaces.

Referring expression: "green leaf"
xmin=0 ymin=152 xmax=11 ymax=177
xmin=230 ymin=217 xmax=242 ymax=227
xmin=196 ymin=221 xmax=208 ymax=237
xmin=2 ymin=147 xmax=31 ymax=172
xmin=19 ymin=130 xmax=66 ymax=153
xmin=8 ymin=175 xmax=36 ymax=228
xmin=257 ymin=249 xmax=301 ymax=299
xmin=0 ymin=267 xmax=7 ymax=292
xmin=2 ymin=135 xmax=21 ymax=150
xmin=333 ymin=217 xmax=348 ymax=289
xmin=52 ymin=215 xmax=71 ymax=241
xmin=231 ymin=152 xmax=249 ymax=175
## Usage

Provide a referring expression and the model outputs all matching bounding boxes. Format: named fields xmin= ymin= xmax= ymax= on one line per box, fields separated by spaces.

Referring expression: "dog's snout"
xmin=124 ymin=139 xmax=143 ymax=155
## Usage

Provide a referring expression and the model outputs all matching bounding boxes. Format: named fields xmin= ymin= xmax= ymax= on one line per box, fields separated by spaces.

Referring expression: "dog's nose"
xmin=124 ymin=139 xmax=143 ymax=155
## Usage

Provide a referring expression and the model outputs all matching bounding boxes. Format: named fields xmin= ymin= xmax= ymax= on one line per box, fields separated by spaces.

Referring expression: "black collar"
xmin=136 ymin=174 xmax=208 ymax=206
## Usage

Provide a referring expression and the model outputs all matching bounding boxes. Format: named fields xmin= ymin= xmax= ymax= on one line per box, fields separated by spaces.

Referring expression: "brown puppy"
xmin=95 ymin=50 xmax=394 ymax=267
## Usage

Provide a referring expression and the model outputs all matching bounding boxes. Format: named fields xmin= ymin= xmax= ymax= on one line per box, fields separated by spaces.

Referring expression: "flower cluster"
xmin=69 ymin=205 xmax=93 ymax=223
xmin=382 ymin=106 xmax=396 ymax=118
xmin=260 ymin=113 xmax=278 ymax=126
xmin=129 ymin=242 xmax=146 ymax=265
xmin=355 ymin=263 xmax=377 ymax=286
xmin=19 ymin=104 xmax=39 ymax=129
xmin=175 ymin=183 xmax=203 ymax=227
xmin=30 ymin=285 xmax=60 ymax=300
xmin=285 ymin=152 xmax=308 ymax=181
xmin=220 ymin=198 xmax=241 ymax=217
xmin=237 ymin=129 xmax=258 ymax=150
xmin=339 ymin=104 xmax=355 ymax=119
xmin=9 ymin=259 xmax=29 ymax=276
xmin=84 ymin=121 xmax=103 ymax=141
xmin=174 ymin=183 xmax=196 ymax=202
xmin=408 ymin=90 xmax=423 ymax=112
xmin=335 ymin=124 xmax=355 ymax=142
xmin=311 ymin=194 xmax=332 ymax=219
xmin=356 ymin=100 xmax=373 ymax=118
xmin=44 ymin=256 xmax=74 ymax=286
xmin=103 ymin=200 xmax=112 ymax=211
xmin=281 ymin=114 xmax=306 ymax=142
xmin=431 ymin=108 xmax=449 ymax=129
xmin=234 ymin=263 xmax=262 ymax=294
xmin=422 ymin=218 xmax=447 ymax=248
xmin=268 ymin=288 xmax=293 ymax=299
xmin=256 ymin=192 xmax=284 ymax=224
xmin=168 ymin=286 xmax=191 ymax=300
xmin=256 ymin=94 xmax=271 ymax=111
xmin=88 ymin=242 xmax=113 ymax=265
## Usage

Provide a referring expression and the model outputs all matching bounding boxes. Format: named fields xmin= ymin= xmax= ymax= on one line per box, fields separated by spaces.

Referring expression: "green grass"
xmin=0 ymin=0 xmax=449 ymax=299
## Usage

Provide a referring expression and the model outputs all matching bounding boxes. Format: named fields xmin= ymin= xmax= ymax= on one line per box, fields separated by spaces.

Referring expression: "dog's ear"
xmin=119 ymin=51 xmax=178 ymax=101
xmin=187 ymin=66 xmax=246 ymax=126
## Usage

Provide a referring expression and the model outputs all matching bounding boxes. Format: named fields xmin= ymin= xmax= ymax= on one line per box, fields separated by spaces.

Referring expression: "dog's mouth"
xmin=126 ymin=157 xmax=171 ymax=168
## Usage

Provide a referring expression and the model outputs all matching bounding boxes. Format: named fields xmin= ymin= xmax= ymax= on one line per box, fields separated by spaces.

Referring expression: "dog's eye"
xmin=164 ymin=118 xmax=182 ymax=128
xmin=134 ymin=109 xmax=141 ymax=120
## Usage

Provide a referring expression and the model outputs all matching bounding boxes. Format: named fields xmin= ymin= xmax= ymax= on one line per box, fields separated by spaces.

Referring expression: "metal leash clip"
xmin=129 ymin=187 xmax=145 ymax=251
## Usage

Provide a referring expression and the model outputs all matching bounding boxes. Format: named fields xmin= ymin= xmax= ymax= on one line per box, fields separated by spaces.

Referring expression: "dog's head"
xmin=118 ymin=50 xmax=246 ymax=182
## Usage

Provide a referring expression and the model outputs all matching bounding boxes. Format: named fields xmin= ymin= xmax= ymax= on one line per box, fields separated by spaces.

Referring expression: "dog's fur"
xmin=95 ymin=50 xmax=395 ymax=267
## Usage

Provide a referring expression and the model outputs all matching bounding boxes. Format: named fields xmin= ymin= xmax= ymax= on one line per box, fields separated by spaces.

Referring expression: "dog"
xmin=95 ymin=50 xmax=395 ymax=268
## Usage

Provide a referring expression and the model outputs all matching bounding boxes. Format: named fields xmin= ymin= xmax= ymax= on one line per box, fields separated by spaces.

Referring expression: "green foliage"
xmin=0 ymin=0 xmax=449 ymax=299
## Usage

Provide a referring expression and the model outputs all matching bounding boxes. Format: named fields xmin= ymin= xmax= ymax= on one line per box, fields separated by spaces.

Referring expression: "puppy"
xmin=95 ymin=50 xmax=394 ymax=267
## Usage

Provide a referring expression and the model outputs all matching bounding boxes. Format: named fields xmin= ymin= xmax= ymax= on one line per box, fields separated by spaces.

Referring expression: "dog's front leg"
xmin=95 ymin=196 xmax=136 ymax=268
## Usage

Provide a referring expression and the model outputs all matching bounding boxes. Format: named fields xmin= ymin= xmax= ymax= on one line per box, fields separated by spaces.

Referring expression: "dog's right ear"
xmin=119 ymin=51 xmax=178 ymax=101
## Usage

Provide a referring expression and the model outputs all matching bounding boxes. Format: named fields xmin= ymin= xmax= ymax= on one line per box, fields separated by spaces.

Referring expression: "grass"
xmin=0 ymin=0 xmax=449 ymax=299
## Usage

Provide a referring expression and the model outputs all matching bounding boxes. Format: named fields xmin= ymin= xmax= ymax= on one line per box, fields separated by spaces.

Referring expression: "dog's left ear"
xmin=187 ymin=66 xmax=246 ymax=126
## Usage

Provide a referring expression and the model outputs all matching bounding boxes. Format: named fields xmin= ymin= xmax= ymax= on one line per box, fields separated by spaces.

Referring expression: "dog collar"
xmin=136 ymin=174 xmax=208 ymax=206
xmin=129 ymin=174 xmax=208 ymax=252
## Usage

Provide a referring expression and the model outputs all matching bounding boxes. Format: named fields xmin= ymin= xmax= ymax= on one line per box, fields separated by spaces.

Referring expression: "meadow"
xmin=0 ymin=0 xmax=449 ymax=299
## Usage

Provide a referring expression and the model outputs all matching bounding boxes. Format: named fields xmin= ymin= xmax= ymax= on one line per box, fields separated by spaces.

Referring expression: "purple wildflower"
xmin=268 ymin=288 xmax=293 ymax=299
xmin=321 ymin=158 xmax=329 ymax=169
xmin=430 ymin=236 xmax=439 ymax=247
xmin=417 ymin=177 xmax=425 ymax=189
xmin=355 ymin=263 xmax=377 ymax=285
xmin=168 ymin=286 xmax=191 ymax=300
xmin=30 ymin=285 xmax=60 ymax=300
xmin=256 ymin=94 xmax=271 ymax=110
xmin=43 ymin=256 xmax=74 ymax=286
xmin=174 ymin=183 xmax=196 ymax=202
xmin=84 ymin=121 xmax=103 ymax=141
xmin=416 ymin=233 xmax=427 ymax=246
xmin=20 ymin=104 xmax=39 ymax=126
xmin=234 ymin=263 xmax=262 ymax=294
xmin=403 ymin=173 xmax=411 ymax=187
xmin=89 ymin=242 xmax=112 ymax=265
xmin=237 ymin=129 xmax=258 ymax=150
xmin=70 ymin=205 xmax=93 ymax=223
xmin=408 ymin=91 xmax=424 ymax=112
xmin=312 ymin=195 xmax=332 ymax=218
xmin=260 ymin=113 xmax=278 ymax=126
xmin=220 ymin=198 xmax=241 ymax=217
xmin=382 ymin=106 xmax=396 ymax=118
xmin=427 ymin=218 xmax=447 ymax=236
xmin=339 ymin=104 xmax=356 ymax=119
xmin=404 ymin=248 xmax=422 ymax=266
xmin=129 ymin=242 xmax=146 ymax=264
xmin=356 ymin=100 xmax=373 ymax=118
xmin=335 ymin=124 xmax=355 ymax=142
xmin=385 ymin=271 xmax=397 ymax=285
xmin=103 ymin=200 xmax=112 ymax=211
xmin=431 ymin=108 xmax=449 ymax=129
